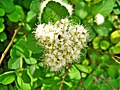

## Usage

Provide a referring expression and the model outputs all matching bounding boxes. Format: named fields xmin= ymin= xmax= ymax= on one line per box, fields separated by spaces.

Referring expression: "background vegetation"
xmin=0 ymin=0 xmax=120 ymax=90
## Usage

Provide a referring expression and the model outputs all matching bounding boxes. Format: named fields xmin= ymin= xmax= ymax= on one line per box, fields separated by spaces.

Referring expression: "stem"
xmin=74 ymin=64 xmax=114 ymax=90
xmin=20 ymin=55 xmax=23 ymax=69
xmin=75 ymin=65 xmax=86 ymax=90
xmin=111 ymin=55 xmax=120 ymax=64
xmin=59 ymin=64 xmax=71 ymax=90
xmin=0 ymin=26 xmax=22 ymax=65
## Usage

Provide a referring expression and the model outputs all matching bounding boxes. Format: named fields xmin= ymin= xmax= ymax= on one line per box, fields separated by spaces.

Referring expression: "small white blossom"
xmin=95 ymin=13 xmax=105 ymax=25
xmin=34 ymin=18 xmax=88 ymax=71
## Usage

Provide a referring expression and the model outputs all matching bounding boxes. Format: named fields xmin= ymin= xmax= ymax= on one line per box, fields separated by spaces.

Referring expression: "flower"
xmin=34 ymin=18 xmax=88 ymax=71
xmin=95 ymin=13 xmax=105 ymax=25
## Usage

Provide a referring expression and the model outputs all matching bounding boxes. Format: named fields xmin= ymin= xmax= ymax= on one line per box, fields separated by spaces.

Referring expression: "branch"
xmin=74 ymin=64 xmax=114 ymax=90
xmin=75 ymin=65 xmax=86 ymax=90
xmin=89 ymin=47 xmax=120 ymax=65
xmin=0 ymin=26 xmax=22 ymax=65
xmin=111 ymin=55 xmax=120 ymax=64
xmin=59 ymin=64 xmax=71 ymax=90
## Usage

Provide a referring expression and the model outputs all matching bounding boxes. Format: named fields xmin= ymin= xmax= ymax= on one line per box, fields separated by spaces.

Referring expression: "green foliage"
xmin=0 ymin=71 xmax=16 ymax=85
xmin=41 ymin=1 xmax=69 ymax=23
xmin=0 ymin=0 xmax=120 ymax=90
xmin=7 ymin=5 xmax=25 ymax=22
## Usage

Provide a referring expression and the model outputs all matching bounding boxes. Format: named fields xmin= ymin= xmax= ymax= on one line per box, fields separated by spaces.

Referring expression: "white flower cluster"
xmin=34 ymin=18 xmax=88 ymax=71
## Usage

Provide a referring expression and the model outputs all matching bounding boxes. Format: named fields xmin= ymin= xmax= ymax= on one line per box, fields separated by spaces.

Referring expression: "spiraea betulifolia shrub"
xmin=0 ymin=0 xmax=120 ymax=90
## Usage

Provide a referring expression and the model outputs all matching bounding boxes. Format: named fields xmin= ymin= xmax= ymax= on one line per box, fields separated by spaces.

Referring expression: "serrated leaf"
xmin=7 ymin=5 xmax=25 ymax=22
xmin=92 ymin=0 xmax=115 ymax=16
xmin=8 ymin=58 xmax=20 ymax=69
xmin=0 ymin=71 xmax=16 ymax=85
xmin=41 ymin=1 xmax=69 ymax=23
xmin=0 ymin=0 xmax=15 ymax=13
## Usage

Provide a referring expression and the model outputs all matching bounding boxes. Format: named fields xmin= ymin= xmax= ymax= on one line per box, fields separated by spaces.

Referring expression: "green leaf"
xmin=8 ymin=58 xmax=20 ymax=69
xmin=0 ymin=71 xmax=16 ymax=85
xmin=113 ymin=46 xmax=120 ymax=54
xmin=30 ymin=0 xmax=40 ymax=13
xmin=26 ymin=34 xmax=44 ymax=54
xmin=108 ymin=79 xmax=119 ymax=89
xmin=113 ymin=8 xmax=120 ymax=15
xmin=93 ymin=24 xmax=110 ymax=37
xmin=100 ymin=40 xmax=110 ymax=50
xmin=74 ymin=1 xmax=88 ymax=19
xmin=83 ymin=75 xmax=94 ymax=88
xmin=0 ymin=8 xmax=5 ymax=16
xmin=0 ymin=84 xmax=8 ymax=90
xmin=80 ymin=48 xmax=87 ymax=61
xmin=16 ymin=73 xmax=31 ymax=90
xmin=86 ymin=85 xmax=100 ymax=90
xmin=23 ymin=0 xmax=32 ymax=9
xmin=15 ymin=38 xmax=31 ymax=58
xmin=92 ymin=0 xmax=115 ymax=16
xmin=26 ymin=11 xmax=37 ymax=22
xmin=107 ymin=68 xmax=118 ymax=79
xmin=7 ymin=5 xmax=25 ymax=22
xmin=87 ymin=27 xmax=96 ymax=42
xmin=93 ymin=68 xmax=105 ymax=76
xmin=111 ymin=30 xmax=120 ymax=44
xmin=24 ymin=57 xmax=37 ymax=65
xmin=0 ymin=18 xmax=4 ymax=23
xmin=92 ymin=36 xmax=101 ymax=49
xmin=10 ymin=47 xmax=21 ymax=58
xmin=101 ymin=54 xmax=110 ymax=63
xmin=68 ymin=65 xmax=80 ymax=80
xmin=0 ymin=32 xmax=7 ymax=42
xmin=41 ymin=1 xmax=69 ymax=23
xmin=0 ymin=0 xmax=15 ymax=13
xmin=21 ymin=70 xmax=31 ymax=83
xmin=100 ymin=83 xmax=111 ymax=90
xmin=0 ymin=23 xmax=5 ymax=32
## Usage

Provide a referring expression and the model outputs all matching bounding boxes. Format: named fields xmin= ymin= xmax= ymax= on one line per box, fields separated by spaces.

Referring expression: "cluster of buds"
xmin=34 ymin=18 xmax=88 ymax=71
